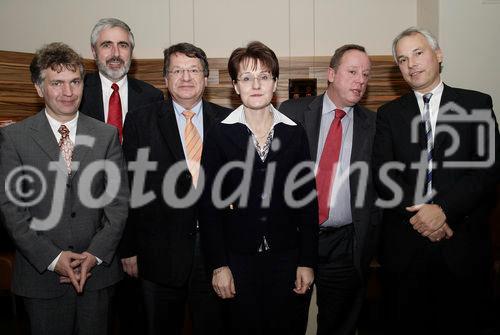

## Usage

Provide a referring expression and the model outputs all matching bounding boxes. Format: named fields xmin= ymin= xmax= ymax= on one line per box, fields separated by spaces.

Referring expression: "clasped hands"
xmin=211 ymin=265 xmax=314 ymax=299
xmin=406 ymin=204 xmax=453 ymax=242
xmin=55 ymin=250 xmax=97 ymax=293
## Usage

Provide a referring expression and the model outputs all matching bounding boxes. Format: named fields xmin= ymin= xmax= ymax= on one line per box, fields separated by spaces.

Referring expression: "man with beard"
xmin=80 ymin=18 xmax=164 ymax=141
xmin=79 ymin=18 xmax=164 ymax=334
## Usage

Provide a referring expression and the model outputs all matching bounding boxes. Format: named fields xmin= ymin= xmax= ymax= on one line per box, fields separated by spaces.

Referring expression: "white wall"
xmin=0 ymin=0 xmax=416 ymax=58
xmin=439 ymin=0 xmax=500 ymax=118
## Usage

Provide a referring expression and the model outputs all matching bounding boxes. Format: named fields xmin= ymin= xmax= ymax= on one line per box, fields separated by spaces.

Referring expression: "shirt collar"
xmin=99 ymin=72 xmax=127 ymax=93
xmin=413 ymin=81 xmax=444 ymax=101
xmin=322 ymin=93 xmax=353 ymax=118
xmin=221 ymin=104 xmax=296 ymax=127
xmin=45 ymin=110 xmax=79 ymax=135
xmin=172 ymin=99 xmax=203 ymax=117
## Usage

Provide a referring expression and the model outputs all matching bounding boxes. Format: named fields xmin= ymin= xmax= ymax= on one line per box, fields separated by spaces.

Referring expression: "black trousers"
xmin=316 ymin=224 xmax=364 ymax=335
xmin=142 ymin=234 xmax=225 ymax=335
xmin=23 ymin=285 xmax=114 ymax=335
xmin=225 ymin=248 xmax=310 ymax=335
xmin=381 ymin=243 xmax=495 ymax=335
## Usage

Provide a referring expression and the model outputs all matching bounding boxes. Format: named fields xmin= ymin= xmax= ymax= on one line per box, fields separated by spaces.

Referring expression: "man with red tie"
xmin=80 ymin=18 xmax=164 ymax=140
xmin=78 ymin=18 xmax=164 ymax=334
xmin=280 ymin=44 xmax=380 ymax=335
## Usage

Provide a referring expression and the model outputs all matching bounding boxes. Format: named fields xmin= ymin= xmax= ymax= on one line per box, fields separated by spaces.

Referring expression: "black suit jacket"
xmin=280 ymin=94 xmax=380 ymax=277
xmin=119 ymin=98 xmax=231 ymax=286
xmin=199 ymin=119 xmax=318 ymax=271
xmin=79 ymin=72 xmax=164 ymax=122
xmin=373 ymin=84 xmax=500 ymax=277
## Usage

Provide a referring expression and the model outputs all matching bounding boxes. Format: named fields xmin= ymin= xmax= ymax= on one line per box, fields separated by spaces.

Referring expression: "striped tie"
xmin=58 ymin=125 xmax=74 ymax=174
xmin=423 ymin=93 xmax=433 ymax=199
xmin=182 ymin=110 xmax=202 ymax=187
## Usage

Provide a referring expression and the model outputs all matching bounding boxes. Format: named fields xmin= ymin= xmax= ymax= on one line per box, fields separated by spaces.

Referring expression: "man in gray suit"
xmin=280 ymin=44 xmax=379 ymax=335
xmin=0 ymin=42 xmax=129 ymax=335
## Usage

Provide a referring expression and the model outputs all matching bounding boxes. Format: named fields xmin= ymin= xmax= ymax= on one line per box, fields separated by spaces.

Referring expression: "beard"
xmin=96 ymin=56 xmax=131 ymax=81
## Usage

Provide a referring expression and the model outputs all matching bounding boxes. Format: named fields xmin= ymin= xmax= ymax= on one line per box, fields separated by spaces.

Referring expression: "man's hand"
xmin=121 ymin=256 xmax=139 ymax=278
xmin=77 ymin=251 xmax=97 ymax=293
xmin=54 ymin=251 xmax=87 ymax=292
xmin=406 ymin=204 xmax=446 ymax=235
xmin=427 ymin=222 xmax=454 ymax=242
xmin=212 ymin=266 xmax=236 ymax=299
xmin=294 ymin=266 xmax=314 ymax=294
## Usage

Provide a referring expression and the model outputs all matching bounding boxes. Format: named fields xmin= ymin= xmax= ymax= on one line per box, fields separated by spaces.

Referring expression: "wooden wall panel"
xmin=0 ymin=50 xmax=410 ymax=122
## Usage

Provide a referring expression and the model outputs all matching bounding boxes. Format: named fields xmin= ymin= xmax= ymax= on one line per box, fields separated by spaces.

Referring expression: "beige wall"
xmin=439 ymin=0 xmax=500 ymax=118
xmin=0 ymin=0 xmax=416 ymax=58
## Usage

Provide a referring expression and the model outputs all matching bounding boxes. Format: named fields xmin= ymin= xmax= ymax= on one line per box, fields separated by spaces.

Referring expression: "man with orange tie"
xmin=80 ymin=18 xmax=164 ymax=140
xmin=119 ymin=43 xmax=230 ymax=335
xmin=0 ymin=42 xmax=129 ymax=335
xmin=280 ymin=44 xmax=380 ymax=335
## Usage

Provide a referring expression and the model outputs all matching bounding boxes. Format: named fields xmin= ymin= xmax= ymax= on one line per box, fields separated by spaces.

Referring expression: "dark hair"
xmin=329 ymin=44 xmax=366 ymax=69
xmin=227 ymin=41 xmax=279 ymax=82
xmin=163 ymin=43 xmax=209 ymax=77
xmin=30 ymin=42 xmax=84 ymax=85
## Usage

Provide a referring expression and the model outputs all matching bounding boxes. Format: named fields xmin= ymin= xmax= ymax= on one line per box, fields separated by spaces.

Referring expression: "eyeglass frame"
xmin=167 ymin=67 xmax=204 ymax=77
xmin=235 ymin=72 xmax=276 ymax=85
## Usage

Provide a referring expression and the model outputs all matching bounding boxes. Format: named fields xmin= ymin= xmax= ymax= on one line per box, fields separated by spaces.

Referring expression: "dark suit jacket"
xmin=372 ymin=84 xmax=500 ymax=277
xmin=79 ymin=72 xmax=164 ymax=122
xmin=280 ymin=94 xmax=380 ymax=277
xmin=199 ymin=117 xmax=319 ymax=271
xmin=0 ymin=112 xmax=129 ymax=298
xmin=119 ymin=98 xmax=231 ymax=286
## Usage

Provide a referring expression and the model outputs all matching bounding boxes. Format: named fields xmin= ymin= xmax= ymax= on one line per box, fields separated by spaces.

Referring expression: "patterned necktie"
xmin=423 ymin=93 xmax=433 ymax=198
xmin=58 ymin=125 xmax=74 ymax=174
xmin=182 ymin=110 xmax=202 ymax=187
xmin=108 ymin=83 xmax=123 ymax=143
xmin=316 ymin=108 xmax=346 ymax=224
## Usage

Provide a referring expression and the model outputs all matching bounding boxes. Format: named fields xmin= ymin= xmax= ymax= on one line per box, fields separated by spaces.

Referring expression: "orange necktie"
xmin=182 ymin=110 xmax=202 ymax=187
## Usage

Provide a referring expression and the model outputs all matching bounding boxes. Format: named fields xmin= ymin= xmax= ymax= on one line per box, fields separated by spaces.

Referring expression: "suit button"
xmin=259 ymin=216 xmax=267 ymax=222
xmin=186 ymin=173 xmax=192 ymax=180
xmin=66 ymin=183 xmax=71 ymax=188
xmin=70 ymin=212 xmax=76 ymax=218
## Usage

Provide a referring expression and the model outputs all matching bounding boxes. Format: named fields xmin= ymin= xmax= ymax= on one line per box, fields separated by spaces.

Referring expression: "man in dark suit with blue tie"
xmin=373 ymin=27 xmax=500 ymax=334
xmin=280 ymin=44 xmax=380 ymax=335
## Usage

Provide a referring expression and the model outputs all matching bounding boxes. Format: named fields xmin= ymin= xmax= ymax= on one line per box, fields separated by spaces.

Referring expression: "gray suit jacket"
xmin=280 ymin=94 xmax=380 ymax=277
xmin=0 ymin=111 xmax=129 ymax=298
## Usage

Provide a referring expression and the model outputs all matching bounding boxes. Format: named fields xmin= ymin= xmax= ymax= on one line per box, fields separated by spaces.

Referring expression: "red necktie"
xmin=316 ymin=109 xmax=346 ymax=224
xmin=108 ymin=83 xmax=123 ymax=143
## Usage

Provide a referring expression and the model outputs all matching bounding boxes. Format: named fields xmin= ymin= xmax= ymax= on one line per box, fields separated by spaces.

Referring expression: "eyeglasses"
xmin=236 ymin=73 xmax=275 ymax=85
xmin=168 ymin=68 xmax=204 ymax=77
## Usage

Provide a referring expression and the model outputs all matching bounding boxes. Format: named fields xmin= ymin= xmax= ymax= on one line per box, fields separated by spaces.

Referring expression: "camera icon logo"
xmin=410 ymin=101 xmax=496 ymax=169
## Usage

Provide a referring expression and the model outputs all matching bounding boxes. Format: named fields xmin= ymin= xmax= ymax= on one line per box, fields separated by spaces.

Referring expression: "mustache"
xmin=106 ymin=57 xmax=124 ymax=65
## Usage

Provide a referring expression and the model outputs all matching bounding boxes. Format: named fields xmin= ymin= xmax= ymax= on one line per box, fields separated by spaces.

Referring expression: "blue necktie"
xmin=423 ymin=93 xmax=433 ymax=198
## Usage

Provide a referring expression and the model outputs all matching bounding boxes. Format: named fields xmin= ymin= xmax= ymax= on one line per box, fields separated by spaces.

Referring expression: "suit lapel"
xmin=400 ymin=93 xmax=427 ymax=150
xmin=304 ymin=94 xmax=323 ymax=161
xmin=266 ymin=123 xmax=293 ymax=161
xmin=71 ymin=114 xmax=96 ymax=177
xmin=158 ymin=99 xmax=185 ymax=161
xmin=434 ymin=84 xmax=458 ymax=154
xmin=29 ymin=111 xmax=61 ymax=163
xmin=127 ymin=78 xmax=143 ymax=112
xmin=202 ymin=100 xmax=217 ymax=138
xmin=83 ymin=73 xmax=105 ymax=121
